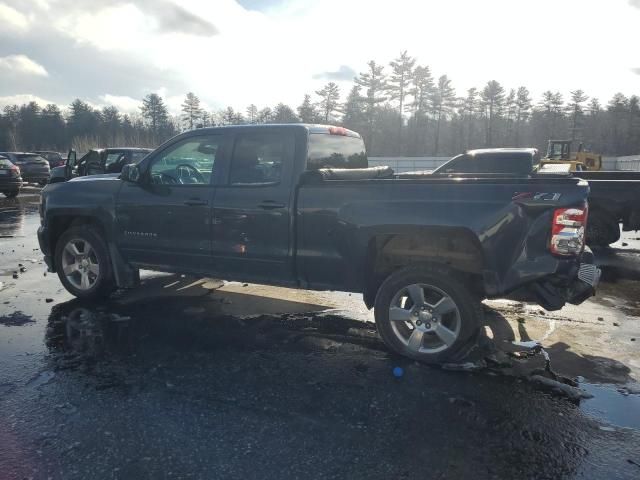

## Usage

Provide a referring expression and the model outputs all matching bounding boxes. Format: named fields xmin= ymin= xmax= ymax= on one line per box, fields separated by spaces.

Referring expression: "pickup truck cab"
xmin=49 ymin=147 xmax=152 ymax=183
xmin=38 ymin=125 xmax=599 ymax=363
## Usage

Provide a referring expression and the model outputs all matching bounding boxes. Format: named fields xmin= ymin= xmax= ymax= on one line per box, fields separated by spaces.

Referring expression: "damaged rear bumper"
xmin=532 ymin=251 xmax=601 ymax=311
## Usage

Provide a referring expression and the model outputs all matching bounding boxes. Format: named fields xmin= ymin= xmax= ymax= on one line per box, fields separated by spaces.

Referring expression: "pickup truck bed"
xmin=38 ymin=125 xmax=600 ymax=363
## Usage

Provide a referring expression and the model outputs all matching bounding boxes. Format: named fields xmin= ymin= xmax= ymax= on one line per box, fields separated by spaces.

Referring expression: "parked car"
xmin=49 ymin=148 xmax=152 ymax=183
xmin=0 ymin=155 xmax=23 ymax=198
xmin=0 ymin=152 xmax=50 ymax=185
xmin=38 ymin=124 xmax=599 ymax=363
xmin=35 ymin=151 xmax=66 ymax=168
xmin=433 ymin=148 xmax=640 ymax=247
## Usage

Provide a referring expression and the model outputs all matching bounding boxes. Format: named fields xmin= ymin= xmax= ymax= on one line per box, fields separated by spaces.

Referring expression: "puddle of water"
xmin=580 ymin=383 xmax=640 ymax=430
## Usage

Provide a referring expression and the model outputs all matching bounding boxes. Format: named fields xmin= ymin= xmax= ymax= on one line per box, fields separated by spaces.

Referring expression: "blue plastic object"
xmin=393 ymin=366 xmax=404 ymax=378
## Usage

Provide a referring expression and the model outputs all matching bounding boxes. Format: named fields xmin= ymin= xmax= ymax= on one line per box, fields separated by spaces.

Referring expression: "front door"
xmin=211 ymin=129 xmax=296 ymax=282
xmin=115 ymin=134 xmax=226 ymax=273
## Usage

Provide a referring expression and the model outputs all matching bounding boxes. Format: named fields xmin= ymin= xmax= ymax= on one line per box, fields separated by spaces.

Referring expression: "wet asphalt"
xmin=1 ymin=191 xmax=640 ymax=480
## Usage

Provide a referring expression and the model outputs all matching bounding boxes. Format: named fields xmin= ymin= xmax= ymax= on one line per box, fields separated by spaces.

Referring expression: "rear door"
xmin=211 ymin=129 xmax=296 ymax=282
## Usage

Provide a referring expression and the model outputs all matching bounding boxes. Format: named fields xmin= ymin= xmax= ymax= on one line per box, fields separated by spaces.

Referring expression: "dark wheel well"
xmin=49 ymin=216 xmax=107 ymax=268
xmin=362 ymin=229 xmax=485 ymax=308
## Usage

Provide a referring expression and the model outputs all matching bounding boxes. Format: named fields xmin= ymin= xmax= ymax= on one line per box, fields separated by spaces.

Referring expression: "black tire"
xmin=54 ymin=225 xmax=116 ymax=299
xmin=374 ymin=265 xmax=483 ymax=364
xmin=586 ymin=211 xmax=620 ymax=247
xmin=3 ymin=190 xmax=19 ymax=198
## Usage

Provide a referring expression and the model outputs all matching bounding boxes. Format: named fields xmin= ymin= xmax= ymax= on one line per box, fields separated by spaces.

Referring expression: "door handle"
xmin=184 ymin=199 xmax=208 ymax=206
xmin=258 ymin=201 xmax=285 ymax=210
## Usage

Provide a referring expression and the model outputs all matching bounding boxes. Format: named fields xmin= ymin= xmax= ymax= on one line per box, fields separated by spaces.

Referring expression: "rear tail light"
xmin=10 ymin=165 xmax=20 ymax=176
xmin=550 ymin=205 xmax=588 ymax=256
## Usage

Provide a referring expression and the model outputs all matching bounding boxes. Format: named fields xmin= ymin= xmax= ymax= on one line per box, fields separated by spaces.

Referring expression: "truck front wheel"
xmin=374 ymin=266 xmax=482 ymax=363
xmin=54 ymin=225 xmax=116 ymax=299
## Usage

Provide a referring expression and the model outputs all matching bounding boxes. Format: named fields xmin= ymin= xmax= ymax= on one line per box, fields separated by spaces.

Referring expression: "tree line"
xmin=1 ymin=50 xmax=639 ymax=157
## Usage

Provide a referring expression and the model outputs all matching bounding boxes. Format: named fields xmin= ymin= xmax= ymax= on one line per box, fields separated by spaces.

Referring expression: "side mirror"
xmin=121 ymin=164 xmax=141 ymax=183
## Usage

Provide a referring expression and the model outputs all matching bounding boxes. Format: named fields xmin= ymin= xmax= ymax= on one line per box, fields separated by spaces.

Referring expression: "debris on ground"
xmin=529 ymin=375 xmax=594 ymax=402
xmin=442 ymin=360 xmax=487 ymax=372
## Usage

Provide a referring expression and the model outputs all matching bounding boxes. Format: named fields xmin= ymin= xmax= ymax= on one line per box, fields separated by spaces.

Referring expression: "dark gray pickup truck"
xmin=38 ymin=125 xmax=599 ymax=362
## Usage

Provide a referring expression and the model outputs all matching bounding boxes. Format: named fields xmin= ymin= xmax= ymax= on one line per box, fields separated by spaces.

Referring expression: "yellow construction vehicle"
xmin=540 ymin=139 xmax=602 ymax=171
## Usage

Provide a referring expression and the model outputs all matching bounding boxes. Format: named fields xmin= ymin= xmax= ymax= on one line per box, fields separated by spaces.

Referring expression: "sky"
xmin=1 ymin=0 xmax=639 ymax=115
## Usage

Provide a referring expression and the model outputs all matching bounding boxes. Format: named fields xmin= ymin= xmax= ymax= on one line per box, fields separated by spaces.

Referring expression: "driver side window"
xmin=149 ymin=135 xmax=220 ymax=185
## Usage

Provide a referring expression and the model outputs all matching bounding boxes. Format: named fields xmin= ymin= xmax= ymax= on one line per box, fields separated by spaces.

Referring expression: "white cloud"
xmin=99 ymin=94 xmax=141 ymax=113
xmin=0 ymin=2 xmax=30 ymax=30
xmin=0 ymin=93 xmax=57 ymax=108
xmin=4 ymin=0 xmax=640 ymax=111
xmin=0 ymin=54 xmax=48 ymax=77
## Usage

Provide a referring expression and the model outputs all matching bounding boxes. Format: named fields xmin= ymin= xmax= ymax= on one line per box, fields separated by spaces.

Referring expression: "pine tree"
xmin=481 ymin=80 xmax=505 ymax=147
xmin=221 ymin=107 xmax=237 ymax=125
xmin=515 ymin=87 xmax=532 ymax=146
xmin=315 ymin=82 xmax=341 ymax=123
xmin=140 ymin=93 xmax=169 ymax=138
xmin=567 ymin=89 xmax=589 ymax=142
xmin=297 ymin=94 xmax=318 ymax=123
xmin=258 ymin=107 xmax=273 ymax=124
xmin=342 ymin=86 xmax=366 ymax=131
xmin=409 ymin=65 xmax=435 ymax=117
xmin=461 ymin=88 xmax=479 ymax=150
xmin=246 ymin=104 xmax=258 ymax=124
xmin=181 ymin=92 xmax=203 ymax=130
xmin=407 ymin=65 xmax=435 ymax=154
xmin=355 ymin=60 xmax=387 ymax=147
xmin=608 ymin=93 xmax=628 ymax=154
xmin=387 ymin=50 xmax=415 ymax=134
xmin=272 ymin=103 xmax=298 ymax=123
xmin=431 ymin=75 xmax=456 ymax=155
xmin=40 ymin=104 xmax=66 ymax=150
xmin=101 ymin=106 xmax=121 ymax=145
xmin=504 ymin=89 xmax=516 ymax=144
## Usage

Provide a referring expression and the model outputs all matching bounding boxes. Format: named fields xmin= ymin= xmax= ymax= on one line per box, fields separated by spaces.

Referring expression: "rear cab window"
xmin=307 ymin=128 xmax=367 ymax=170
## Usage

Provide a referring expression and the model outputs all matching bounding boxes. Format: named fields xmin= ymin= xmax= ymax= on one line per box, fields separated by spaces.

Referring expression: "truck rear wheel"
xmin=374 ymin=266 xmax=482 ymax=364
xmin=54 ymin=225 xmax=116 ymax=299
xmin=586 ymin=211 xmax=620 ymax=247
